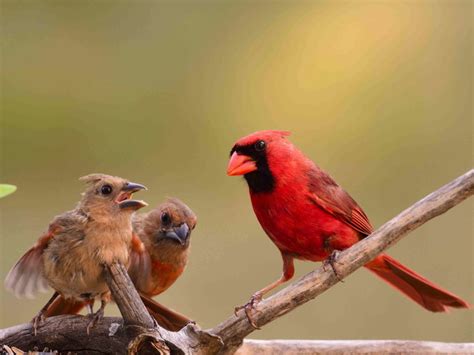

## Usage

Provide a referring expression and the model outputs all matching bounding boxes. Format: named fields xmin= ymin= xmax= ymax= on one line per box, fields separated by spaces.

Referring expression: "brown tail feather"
xmin=140 ymin=294 xmax=193 ymax=331
xmin=44 ymin=293 xmax=192 ymax=331
xmin=365 ymin=254 xmax=470 ymax=312
xmin=45 ymin=296 xmax=88 ymax=317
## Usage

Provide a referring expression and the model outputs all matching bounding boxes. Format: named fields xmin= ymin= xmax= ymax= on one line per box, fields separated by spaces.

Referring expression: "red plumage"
xmin=228 ymin=130 xmax=469 ymax=316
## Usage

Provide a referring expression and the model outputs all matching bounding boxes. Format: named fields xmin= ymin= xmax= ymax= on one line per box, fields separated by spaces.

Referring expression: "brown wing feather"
xmin=4 ymin=209 xmax=87 ymax=299
xmin=128 ymin=232 xmax=151 ymax=292
xmin=307 ymin=166 xmax=373 ymax=236
xmin=4 ymin=231 xmax=53 ymax=298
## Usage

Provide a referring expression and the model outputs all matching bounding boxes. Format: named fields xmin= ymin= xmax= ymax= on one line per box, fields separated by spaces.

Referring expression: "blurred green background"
xmin=1 ymin=0 xmax=472 ymax=342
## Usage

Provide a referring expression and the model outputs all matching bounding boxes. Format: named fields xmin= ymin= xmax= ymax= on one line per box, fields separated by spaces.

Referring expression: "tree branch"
xmin=101 ymin=262 xmax=169 ymax=353
xmin=1 ymin=318 xmax=472 ymax=355
xmin=103 ymin=262 xmax=155 ymax=328
xmin=237 ymin=339 xmax=474 ymax=354
xmin=1 ymin=169 xmax=473 ymax=354
xmin=0 ymin=316 xmax=222 ymax=355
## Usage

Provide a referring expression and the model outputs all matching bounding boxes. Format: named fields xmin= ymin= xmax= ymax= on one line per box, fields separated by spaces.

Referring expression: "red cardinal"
xmin=227 ymin=130 xmax=469 ymax=326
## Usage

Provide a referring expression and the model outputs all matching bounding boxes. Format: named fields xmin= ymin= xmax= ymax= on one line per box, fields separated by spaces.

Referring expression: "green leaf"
xmin=0 ymin=184 xmax=17 ymax=199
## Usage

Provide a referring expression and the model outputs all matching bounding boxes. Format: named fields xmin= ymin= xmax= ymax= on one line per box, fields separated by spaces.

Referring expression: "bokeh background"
xmin=1 ymin=0 xmax=472 ymax=342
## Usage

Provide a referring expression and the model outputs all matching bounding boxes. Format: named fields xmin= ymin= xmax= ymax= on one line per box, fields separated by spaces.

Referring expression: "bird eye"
xmin=161 ymin=212 xmax=171 ymax=225
xmin=100 ymin=184 xmax=113 ymax=195
xmin=255 ymin=140 xmax=266 ymax=151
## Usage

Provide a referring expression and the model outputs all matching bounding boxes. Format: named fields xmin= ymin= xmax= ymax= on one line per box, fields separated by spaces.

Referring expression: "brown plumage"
xmin=4 ymin=174 xmax=148 ymax=334
xmin=132 ymin=198 xmax=196 ymax=296
xmin=44 ymin=197 xmax=197 ymax=331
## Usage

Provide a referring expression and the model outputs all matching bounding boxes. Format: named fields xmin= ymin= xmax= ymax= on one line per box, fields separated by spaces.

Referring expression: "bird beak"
xmin=227 ymin=152 xmax=257 ymax=176
xmin=164 ymin=223 xmax=190 ymax=245
xmin=122 ymin=182 xmax=147 ymax=192
xmin=118 ymin=182 xmax=148 ymax=210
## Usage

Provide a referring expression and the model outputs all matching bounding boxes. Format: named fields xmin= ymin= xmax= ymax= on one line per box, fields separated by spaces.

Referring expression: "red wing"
xmin=307 ymin=167 xmax=373 ymax=236
xmin=4 ymin=230 xmax=55 ymax=298
xmin=128 ymin=232 xmax=151 ymax=292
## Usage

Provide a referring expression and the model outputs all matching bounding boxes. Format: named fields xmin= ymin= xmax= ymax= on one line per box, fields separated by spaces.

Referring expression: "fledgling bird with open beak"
xmin=4 ymin=174 xmax=148 ymax=334
xmin=43 ymin=198 xmax=197 ymax=331
xmin=227 ymin=130 xmax=469 ymax=328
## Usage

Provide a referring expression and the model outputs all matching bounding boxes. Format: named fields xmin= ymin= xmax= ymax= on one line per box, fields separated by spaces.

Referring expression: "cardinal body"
xmin=44 ymin=198 xmax=197 ymax=331
xmin=4 ymin=174 xmax=148 ymax=333
xmin=227 ymin=130 xmax=469 ymax=318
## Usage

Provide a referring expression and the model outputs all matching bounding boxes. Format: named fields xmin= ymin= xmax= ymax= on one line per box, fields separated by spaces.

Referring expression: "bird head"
xmin=227 ymin=130 xmax=292 ymax=193
xmin=143 ymin=198 xmax=197 ymax=247
xmin=79 ymin=173 xmax=148 ymax=216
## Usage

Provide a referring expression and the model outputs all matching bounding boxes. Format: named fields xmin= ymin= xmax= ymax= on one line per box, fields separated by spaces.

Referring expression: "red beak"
xmin=227 ymin=152 xmax=257 ymax=176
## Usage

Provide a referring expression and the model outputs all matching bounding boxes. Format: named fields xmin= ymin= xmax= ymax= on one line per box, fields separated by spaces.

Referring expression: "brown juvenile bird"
xmin=4 ymin=174 xmax=148 ymax=334
xmin=44 ymin=198 xmax=197 ymax=331
xmin=131 ymin=198 xmax=197 ymax=329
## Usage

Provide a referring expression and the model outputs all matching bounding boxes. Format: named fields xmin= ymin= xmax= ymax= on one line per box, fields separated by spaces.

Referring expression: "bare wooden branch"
xmin=1 ymin=170 xmax=473 ymax=354
xmin=237 ymin=339 xmax=474 ymax=354
xmin=0 ymin=316 xmax=130 ymax=354
xmin=1 ymin=318 xmax=472 ymax=355
xmin=209 ymin=169 xmax=474 ymax=351
xmin=103 ymin=262 xmax=155 ymax=328
xmin=0 ymin=316 xmax=222 ymax=355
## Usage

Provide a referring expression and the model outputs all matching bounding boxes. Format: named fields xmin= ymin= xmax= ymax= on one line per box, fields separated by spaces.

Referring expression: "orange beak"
xmin=227 ymin=152 xmax=257 ymax=176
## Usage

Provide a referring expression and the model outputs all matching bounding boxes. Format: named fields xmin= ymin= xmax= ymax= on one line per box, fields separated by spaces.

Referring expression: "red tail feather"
xmin=365 ymin=254 xmax=470 ymax=312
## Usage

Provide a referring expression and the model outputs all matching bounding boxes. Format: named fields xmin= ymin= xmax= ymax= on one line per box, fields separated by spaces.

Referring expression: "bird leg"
xmin=323 ymin=250 xmax=343 ymax=282
xmin=32 ymin=291 xmax=60 ymax=336
xmin=86 ymin=295 xmax=108 ymax=335
xmin=86 ymin=299 xmax=95 ymax=315
xmin=235 ymin=254 xmax=294 ymax=329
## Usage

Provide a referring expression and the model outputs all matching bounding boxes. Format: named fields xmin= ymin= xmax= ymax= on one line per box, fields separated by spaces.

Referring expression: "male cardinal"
xmin=4 ymin=174 xmax=148 ymax=334
xmin=227 ymin=130 xmax=469 ymax=327
xmin=42 ymin=198 xmax=197 ymax=331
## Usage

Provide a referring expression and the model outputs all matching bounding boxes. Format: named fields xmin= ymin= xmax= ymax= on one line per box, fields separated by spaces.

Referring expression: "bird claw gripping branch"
xmin=86 ymin=299 xmax=107 ymax=335
xmin=323 ymin=250 xmax=344 ymax=282
xmin=32 ymin=311 xmax=46 ymax=336
xmin=235 ymin=293 xmax=263 ymax=329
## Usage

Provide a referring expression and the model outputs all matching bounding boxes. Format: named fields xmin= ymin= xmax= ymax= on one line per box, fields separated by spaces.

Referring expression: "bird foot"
xmin=86 ymin=307 xmax=104 ymax=335
xmin=31 ymin=310 xmax=46 ymax=336
xmin=323 ymin=250 xmax=344 ymax=282
xmin=234 ymin=293 xmax=262 ymax=329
